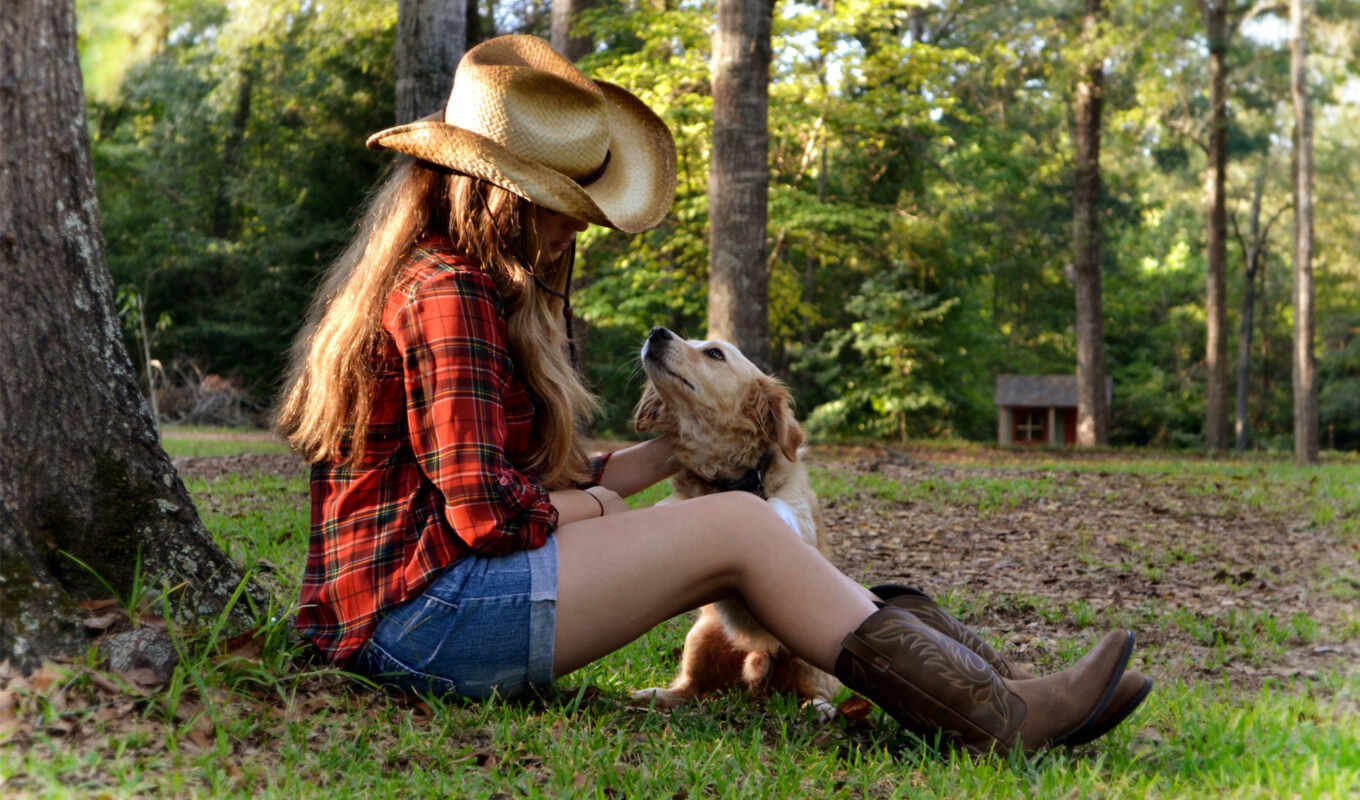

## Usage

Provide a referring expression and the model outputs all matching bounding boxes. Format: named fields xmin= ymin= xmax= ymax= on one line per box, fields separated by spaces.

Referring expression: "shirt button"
xmin=498 ymin=476 xmax=510 ymax=486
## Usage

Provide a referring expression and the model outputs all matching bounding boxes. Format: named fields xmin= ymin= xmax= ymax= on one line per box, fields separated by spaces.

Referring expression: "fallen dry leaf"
xmin=836 ymin=696 xmax=874 ymax=721
xmin=118 ymin=667 xmax=167 ymax=691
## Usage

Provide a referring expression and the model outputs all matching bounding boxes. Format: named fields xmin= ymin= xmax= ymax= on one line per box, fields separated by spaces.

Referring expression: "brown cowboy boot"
xmin=834 ymin=605 xmax=1132 ymax=756
xmin=871 ymin=584 xmax=1154 ymax=746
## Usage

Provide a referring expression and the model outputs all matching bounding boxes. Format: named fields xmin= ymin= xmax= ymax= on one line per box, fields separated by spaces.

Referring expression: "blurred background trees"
xmin=79 ymin=0 xmax=1359 ymax=451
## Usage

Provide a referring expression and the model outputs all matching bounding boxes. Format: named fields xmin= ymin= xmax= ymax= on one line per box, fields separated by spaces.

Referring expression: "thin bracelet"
xmin=585 ymin=489 xmax=605 ymax=517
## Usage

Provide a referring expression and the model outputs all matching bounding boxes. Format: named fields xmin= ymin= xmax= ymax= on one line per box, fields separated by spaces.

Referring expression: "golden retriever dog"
xmin=629 ymin=326 xmax=840 ymax=720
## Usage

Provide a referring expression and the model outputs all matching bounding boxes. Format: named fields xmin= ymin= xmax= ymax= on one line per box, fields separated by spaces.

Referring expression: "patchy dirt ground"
xmin=172 ymin=451 xmax=305 ymax=482
xmin=166 ymin=442 xmax=1360 ymax=692
xmin=810 ymin=445 xmax=1359 ymax=690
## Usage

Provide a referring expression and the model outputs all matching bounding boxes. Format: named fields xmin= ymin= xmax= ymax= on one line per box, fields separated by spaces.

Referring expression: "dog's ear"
xmin=778 ymin=413 xmax=806 ymax=463
xmin=634 ymin=381 xmax=671 ymax=433
xmin=744 ymin=377 xmax=804 ymax=461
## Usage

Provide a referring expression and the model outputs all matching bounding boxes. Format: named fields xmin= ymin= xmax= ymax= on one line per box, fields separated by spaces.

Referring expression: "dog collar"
xmin=708 ymin=449 xmax=775 ymax=499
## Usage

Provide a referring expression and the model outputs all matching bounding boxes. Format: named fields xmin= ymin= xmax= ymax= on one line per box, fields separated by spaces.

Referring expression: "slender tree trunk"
xmin=212 ymin=60 xmax=255 ymax=240
xmin=708 ymin=0 xmax=774 ymax=370
xmin=1234 ymin=165 xmax=1268 ymax=452
xmin=1290 ymin=0 xmax=1318 ymax=464
xmin=1073 ymin=0 xmax=1108 ymax=447
xmin=0 ymin=0 xmax=256 ymax=672
xmin=551 ymin=0 xmax=596 ymax=61
xmin=396 ymin=0 xmax=468 ymax=123
xmin=802 ymin=0 xmax=833 ymax=358
xmin=1202 ymin=0 xmax=1230 ymax=451
xmin=466 ymin=0 xmax=483 ymax=47
xmin=550 ymin=0 xmax=599 ymax=374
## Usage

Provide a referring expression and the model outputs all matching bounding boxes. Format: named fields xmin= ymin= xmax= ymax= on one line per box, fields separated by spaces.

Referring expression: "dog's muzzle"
xmin=642 ymin=326 xmax=674 ymax=362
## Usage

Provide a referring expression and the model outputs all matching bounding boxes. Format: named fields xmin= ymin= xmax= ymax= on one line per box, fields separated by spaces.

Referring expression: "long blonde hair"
xmin=275 ymin=157 xmax=597 ymax=489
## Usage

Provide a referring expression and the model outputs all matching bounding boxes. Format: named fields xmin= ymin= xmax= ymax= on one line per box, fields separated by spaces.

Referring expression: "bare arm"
xmin=596 ymin=436 xmax=676 ymax=498
xmin=549 ymin=438 xmax=674 ymax=524
xmin=549 ymin=485 xmax=627 ymax=524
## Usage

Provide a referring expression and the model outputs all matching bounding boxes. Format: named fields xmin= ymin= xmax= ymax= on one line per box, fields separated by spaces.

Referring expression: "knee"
xmin=694 ymin=491 xmax=803 ymax=546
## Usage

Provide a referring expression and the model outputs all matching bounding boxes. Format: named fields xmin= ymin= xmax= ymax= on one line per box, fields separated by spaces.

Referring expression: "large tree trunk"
xmin=1290 ymin=0 xmax=1318 ymax=464
xmin=395 ymin=0 xmax=468 ymax=123
xmin=1072 ymin=0 xmax=1108 ymax=447
xmin=0 ymin=0 xmax=255 ymax=673
xmin=1202 ymin=0 xmax=1230 ymax=451
xmin=708 ymin=0 xmax=774 ymax=370
xmin=551 ymin=0 xmax=596 ymax=61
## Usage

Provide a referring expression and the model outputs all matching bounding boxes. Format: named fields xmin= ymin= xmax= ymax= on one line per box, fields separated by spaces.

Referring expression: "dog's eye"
xmin=704 ymin=348 xmax=726 ymax=361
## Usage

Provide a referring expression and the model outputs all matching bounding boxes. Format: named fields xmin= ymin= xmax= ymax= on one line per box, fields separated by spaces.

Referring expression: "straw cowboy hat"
xmin=367 ymin=35 xmax=677 ymax=234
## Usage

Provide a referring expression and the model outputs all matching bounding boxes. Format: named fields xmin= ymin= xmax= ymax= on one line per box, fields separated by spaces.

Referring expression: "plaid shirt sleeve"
xmin=587 ymin=452 xmax=611 ymax=486
xmin=389 ymin=266 xmax=559 ymax=556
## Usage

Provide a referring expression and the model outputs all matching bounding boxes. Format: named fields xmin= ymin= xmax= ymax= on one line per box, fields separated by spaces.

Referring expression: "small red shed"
xmin=994 ymin=375 xmax=1112 ymax=447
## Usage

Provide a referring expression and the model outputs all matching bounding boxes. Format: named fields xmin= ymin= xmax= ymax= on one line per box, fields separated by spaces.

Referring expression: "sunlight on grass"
xmin=161 ymin=425 xmax=289 ymax=458
xmin=810 ymin=467 xmax=1068 ymax=514
xmin=6 ymin=442 xmax=1357 ymax=797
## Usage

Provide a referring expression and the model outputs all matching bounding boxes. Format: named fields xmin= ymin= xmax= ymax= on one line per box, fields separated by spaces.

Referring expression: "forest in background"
xmin=77 ymin=0 xmax=1360 ymax=449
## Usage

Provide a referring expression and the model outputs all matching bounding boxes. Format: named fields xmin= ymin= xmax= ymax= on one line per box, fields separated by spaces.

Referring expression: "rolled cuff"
xmin=458 ymin=467 xmax=559 ymax=556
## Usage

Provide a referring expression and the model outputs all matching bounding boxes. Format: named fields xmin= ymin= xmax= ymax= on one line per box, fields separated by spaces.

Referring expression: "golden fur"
xmin=630 ymin=328 xmax=840 ymax=719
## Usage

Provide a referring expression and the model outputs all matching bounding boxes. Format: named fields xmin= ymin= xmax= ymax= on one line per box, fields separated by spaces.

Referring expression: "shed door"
xmin=1011 ymin=407 xmax=1047 ymax=446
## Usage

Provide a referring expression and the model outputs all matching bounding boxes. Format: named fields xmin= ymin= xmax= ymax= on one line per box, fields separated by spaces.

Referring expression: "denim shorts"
xmin=352 ymin=537 xmax=558 ymax=700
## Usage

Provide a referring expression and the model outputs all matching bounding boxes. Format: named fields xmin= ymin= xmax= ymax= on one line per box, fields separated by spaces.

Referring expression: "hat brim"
xmin=366 ymin=81 xmax=676 ymax=235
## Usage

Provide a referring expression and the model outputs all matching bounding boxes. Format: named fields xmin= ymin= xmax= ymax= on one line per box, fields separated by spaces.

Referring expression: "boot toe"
xmin=1058 ymin=670 xmax=1154 ymax=747
xmin=1013 ymin=629 xmax=1133 ymax=751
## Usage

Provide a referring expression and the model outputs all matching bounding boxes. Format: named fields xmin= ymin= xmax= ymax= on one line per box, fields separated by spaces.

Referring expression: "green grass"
xmin=160 ymin=426 xmax=290 ymax=458
xmin=4 ymin=439 xmax=1359 ymax=798
xmin=6 ymin=663 xmax=1356 ymax=797
xmin=188 ymin=472 xmax=311 ymax=589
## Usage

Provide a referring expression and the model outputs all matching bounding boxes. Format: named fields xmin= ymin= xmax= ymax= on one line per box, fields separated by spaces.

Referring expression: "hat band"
xmin=574 ymin=150 xmax=611 ymax=188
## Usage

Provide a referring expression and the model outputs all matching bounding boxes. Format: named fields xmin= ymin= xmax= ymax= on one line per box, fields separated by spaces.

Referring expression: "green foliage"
xmin=1320 ymin=312 xmax=1360 ymax=450
xmin=85 ymin=0 xmax=397 ymax=398
xmin=78 ymin=0 xmax=1360 ymax=449
xmin=798 ymin=264 xmax=956 ymax=440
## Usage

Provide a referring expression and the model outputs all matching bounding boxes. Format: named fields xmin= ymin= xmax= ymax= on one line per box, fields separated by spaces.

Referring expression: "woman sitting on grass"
xmin=275 ymin=34 xmax=1150 ymax=756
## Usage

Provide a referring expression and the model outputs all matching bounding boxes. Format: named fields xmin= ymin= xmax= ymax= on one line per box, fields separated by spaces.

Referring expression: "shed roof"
xmin=994 ymin=374 xmax=1112 ymax=407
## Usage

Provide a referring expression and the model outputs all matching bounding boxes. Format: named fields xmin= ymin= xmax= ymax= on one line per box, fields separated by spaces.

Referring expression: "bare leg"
xmin=552 ymin=491 xmax=877 ymax=677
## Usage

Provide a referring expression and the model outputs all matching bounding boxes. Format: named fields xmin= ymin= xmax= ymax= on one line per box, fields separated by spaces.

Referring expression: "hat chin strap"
xmin=531 ymin=241 xmax=580 ymax=371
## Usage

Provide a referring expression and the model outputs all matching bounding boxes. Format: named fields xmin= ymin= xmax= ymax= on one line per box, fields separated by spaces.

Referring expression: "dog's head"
xmin=634 ymin=327 xmax=804 ymax=466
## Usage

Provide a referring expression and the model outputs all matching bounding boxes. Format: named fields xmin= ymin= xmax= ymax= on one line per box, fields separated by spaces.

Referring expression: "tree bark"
xmin=1290 ymin=0 xmax=1318 ymax=464
xmin=551 ymin=0 xmax=596 ymax=61
xmin=0 ymin=0 xmax=256 ymax=672
xmin=212 ymin=60 xmax=255 ymax=240
xmin=1202 ymin=0 xmax=1230 ymax=451
xmin=1233 ymin=162 xmax=1280 ymax=452
xmin=396 ymin=0 xmax=468 ymax=124
xmin=1234 ymin=173 xmax=1263 ymax=452
xmin=708 ymin=0 xmax=774 ymax=371
xmin=1072 ymin=0 xmax=1108 ymax=447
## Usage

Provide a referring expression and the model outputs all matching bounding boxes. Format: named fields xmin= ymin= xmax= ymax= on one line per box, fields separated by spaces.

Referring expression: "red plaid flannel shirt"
xmin=296 ymin=236 xmax=608 ymax=664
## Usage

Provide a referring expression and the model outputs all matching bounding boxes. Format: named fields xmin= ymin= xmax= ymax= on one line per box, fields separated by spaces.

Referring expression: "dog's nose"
xmin=648 ymin=327 xmax=672 ymax=344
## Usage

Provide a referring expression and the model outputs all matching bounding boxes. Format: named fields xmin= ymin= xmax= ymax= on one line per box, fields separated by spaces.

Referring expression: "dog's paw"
xmin=806 ymin=697 xmax=839 ymax=724
xmin=740 ymin=650 xmax=772 ymax=687
xmin=629 ymin=687 xmax=689 ymax=710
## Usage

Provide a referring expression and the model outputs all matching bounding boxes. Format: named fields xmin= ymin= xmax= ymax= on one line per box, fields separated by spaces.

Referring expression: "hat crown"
xmin=444 ymin=36 xmax=610 ymax=180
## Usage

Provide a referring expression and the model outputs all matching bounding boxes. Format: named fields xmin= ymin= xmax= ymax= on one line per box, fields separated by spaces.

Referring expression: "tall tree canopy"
xmin=78 ymin=0 xmax=1360 ymax=452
